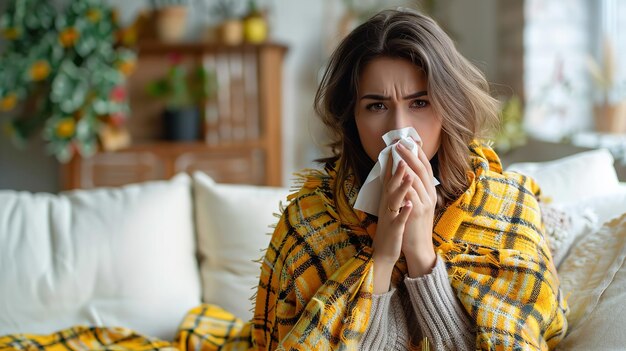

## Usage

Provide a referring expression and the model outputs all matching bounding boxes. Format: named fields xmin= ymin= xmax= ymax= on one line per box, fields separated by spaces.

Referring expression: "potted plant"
xmin=146 ymin=53 xmax=217 ymax=141
xmin=0 ymin=0 xmax=137 ymax=162
xmin=213 ymin=0 xmax=244 ymax=45
xmin=243 ymin=0 xmax=268 ymax=44
xmin=587 ymin=37 xmax=626 ymax=133
xmin=149 ymin=0 xmax=189 ymax=42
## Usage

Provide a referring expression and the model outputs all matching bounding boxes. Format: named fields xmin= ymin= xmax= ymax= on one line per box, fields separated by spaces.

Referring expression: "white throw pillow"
xmin=539 ymin=184 xmax=626 ymax=267
xmin=561 ymin=184 xmax=626 ymax=228
xmin=538 ymin=202 xmax=597 ymax=268
xmin=193 ymin=172 xmax=290 ymax=321
xmin=506 ymin=149 xmax=619 ymax=204
xmin=557 ymin=212 xmax=626 ymax=350
xmin=0 ymin=174 xmax=201 ymax=341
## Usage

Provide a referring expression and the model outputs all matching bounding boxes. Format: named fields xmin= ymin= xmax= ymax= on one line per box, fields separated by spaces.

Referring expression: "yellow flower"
xmin=0 ymin=93 xmax=18 ymax=111
xmin=59 ymin=27 xmax=80 ymax=47
xmin=117 ymin=27 xmax=138 ymax=46
xmin=116 ymin=59 xmax=136 ymax=76
xmin=2 ymin=27 xmax=20 ymax=40
xmin=86 ymin=9 xmax=102 ymax=23
xmin=29 ymin=60 xmax=51 ymax=81
xmin=56 ymin=119 xmax=76 ymax=138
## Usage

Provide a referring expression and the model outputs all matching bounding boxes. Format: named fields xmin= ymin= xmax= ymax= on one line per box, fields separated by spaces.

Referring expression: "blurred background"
xmin=1 ymin=0 xmax=625 ymax=192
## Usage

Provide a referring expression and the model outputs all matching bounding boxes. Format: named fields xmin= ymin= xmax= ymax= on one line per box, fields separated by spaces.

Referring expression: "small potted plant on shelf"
xmin=146 ymin=53 xmax=217 ymax=141
xmin=149 ymin=0 xmax=189 ymax=42
xmin=242 ymin=0 xmax=268 ymax=44
xmin=213 ymin=0 xmax=244 ymax=45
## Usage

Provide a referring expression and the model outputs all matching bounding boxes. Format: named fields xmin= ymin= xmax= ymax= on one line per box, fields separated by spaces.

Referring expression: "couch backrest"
xmin=506 ymin=148 xmax=619 ymax=203
xmin=0 ymin=174 xmax=200 ymax=341
xmin=193 ymin=172 xmax=291 ymax=321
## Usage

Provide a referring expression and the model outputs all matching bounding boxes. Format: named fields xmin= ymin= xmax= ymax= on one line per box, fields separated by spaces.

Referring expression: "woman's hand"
xmin=396 ymin=141 xmax=437 ymax=277
xmin=371 ymin=156 xmax=413 ymax=293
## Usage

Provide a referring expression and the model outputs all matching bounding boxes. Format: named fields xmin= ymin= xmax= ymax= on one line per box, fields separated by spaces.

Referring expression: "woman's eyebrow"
xmin=359 ymin=91 xmax=428 ymax=100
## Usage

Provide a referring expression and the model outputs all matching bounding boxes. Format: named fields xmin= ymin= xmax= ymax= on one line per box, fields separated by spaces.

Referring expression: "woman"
xmin=179 ymin=7 xmax=568 ymax=351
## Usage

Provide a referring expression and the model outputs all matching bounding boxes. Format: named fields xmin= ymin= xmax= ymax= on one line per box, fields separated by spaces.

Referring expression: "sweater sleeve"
xmin=403 ymin=255 xmax=475 ymax=351
xmin=358 ymin=288 xmax=413 ymax=351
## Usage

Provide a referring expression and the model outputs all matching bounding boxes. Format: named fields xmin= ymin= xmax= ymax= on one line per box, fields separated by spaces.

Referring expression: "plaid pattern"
xmin=0 ymin=326 xmax=175 ymax=350
xmin=249 ymin=140 xmax=568 ymax=350
xmin=0 ymin=140 xmax=568 ymax=351
xmin=434 ymin=142 xmax=569 ymax=350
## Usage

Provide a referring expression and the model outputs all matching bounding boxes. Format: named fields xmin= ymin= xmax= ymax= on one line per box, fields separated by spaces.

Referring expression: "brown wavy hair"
xmin=314 ymin=8 xmax=499 ymax=213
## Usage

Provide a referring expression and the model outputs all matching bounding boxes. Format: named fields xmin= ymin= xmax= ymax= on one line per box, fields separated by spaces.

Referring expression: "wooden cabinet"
xmin=61 ymin=42 xmax=287 ymax=190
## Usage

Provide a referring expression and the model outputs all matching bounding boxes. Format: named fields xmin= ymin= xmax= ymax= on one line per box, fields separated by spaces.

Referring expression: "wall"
xmin=447 ymin=0 xmax=498 ymax=85
xmin=496 ymin=0 xmax=525 ymax=98
xmin=0 ymin=0 xmax=501 ymax=192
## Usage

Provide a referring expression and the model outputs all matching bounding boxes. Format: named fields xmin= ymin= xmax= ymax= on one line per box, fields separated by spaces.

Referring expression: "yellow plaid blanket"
xmin=0 ymin=141 xmax=568 ymax=351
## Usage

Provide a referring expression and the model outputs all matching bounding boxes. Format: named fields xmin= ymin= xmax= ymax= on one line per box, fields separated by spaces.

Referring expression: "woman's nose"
xmin=389 ymin=106 xmax=410 ymax=130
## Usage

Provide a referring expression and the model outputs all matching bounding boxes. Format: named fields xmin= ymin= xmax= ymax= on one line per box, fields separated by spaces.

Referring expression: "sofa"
xmin=1 ymin=148 xmax=625 ymax=350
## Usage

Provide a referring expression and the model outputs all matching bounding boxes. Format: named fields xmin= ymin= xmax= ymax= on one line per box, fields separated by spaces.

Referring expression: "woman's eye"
xmin=411 ymin=100 xmax=429 ymax=108
xmin=366 ymin=102 xmax=386 ymax=112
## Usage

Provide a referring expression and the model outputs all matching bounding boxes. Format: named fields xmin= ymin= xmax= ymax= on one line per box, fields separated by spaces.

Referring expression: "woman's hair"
xmin=314 ymin=8 xmax=499 ymax=212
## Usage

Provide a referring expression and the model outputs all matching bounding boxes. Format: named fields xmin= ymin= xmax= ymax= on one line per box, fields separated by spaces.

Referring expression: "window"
xmin=524 ymin=0 xmax=626 ymax=141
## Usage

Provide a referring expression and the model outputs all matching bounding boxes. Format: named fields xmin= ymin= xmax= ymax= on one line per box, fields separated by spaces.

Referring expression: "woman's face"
xmin=354 ymin=57 xmax=442 ymax=161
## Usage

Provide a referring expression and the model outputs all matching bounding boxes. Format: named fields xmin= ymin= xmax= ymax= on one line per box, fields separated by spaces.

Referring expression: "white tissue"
xmin=353 ymin=127 xmax=440 ymax=215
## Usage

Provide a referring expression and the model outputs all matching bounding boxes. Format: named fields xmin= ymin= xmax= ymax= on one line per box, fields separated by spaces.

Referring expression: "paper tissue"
xmin=354 ymin=127 xmax=440 ymax=215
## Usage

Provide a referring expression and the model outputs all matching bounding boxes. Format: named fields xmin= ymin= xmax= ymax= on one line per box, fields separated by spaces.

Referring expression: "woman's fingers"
xmin=381 ymin=142 xmax=437 ymax=219
xmin=410 ymin=173 xmax=431 ymax=207
xmin=417 ymin=145 xmax=434 ymax=179
xmin=386 ymin=159 xmax=406 ymax=193
xmin=417 ymin=146 xmax=437 ymax=200
xmin=396 ymin=142 xmax=435 ymax=194
xmin=387 ymin=172 xmax=413 ymax=215
xmin=379 ymin=157 xmax=406 ymax=217
xmin=397 ymin=198 xmax=413 ymax=221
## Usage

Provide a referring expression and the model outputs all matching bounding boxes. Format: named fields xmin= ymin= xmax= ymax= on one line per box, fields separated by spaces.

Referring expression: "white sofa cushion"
xmin=0 ymin=174 xmax=200 ymax=341
xmin=506 ymin=150 xmax=625 ymax=269
xmin=557 ymin=212 xmax=626 ymax=349
xmin=506 ymin=148 xmax=619 ymax=204
xmin=193 ymin=172 xmax=290 ymax=321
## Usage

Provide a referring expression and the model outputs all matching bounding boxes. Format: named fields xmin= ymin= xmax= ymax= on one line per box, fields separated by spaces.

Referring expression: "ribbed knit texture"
xmin=359 ymin=256 xmax=475 ymax=350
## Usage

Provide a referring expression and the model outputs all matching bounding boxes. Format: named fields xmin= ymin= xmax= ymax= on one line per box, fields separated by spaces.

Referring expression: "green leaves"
xmin=50 ymin=60 xmax=88 ymax=114
xmin=493 ymin=95 xmax=527 ymax=154
xmin=146 ymin=62 xmax=217 ymax=109
xmin=0 ymin=0 xmax=55 ymax=39
xmin=0 ymin=0 xmax=136 ymax=162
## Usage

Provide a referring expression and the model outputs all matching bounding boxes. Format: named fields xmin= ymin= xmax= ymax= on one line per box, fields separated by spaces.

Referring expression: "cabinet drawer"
xmin=174 ymin=149 xmax=265 ymax=185
xmin=78 ymin=151 xmax=166 ymax=188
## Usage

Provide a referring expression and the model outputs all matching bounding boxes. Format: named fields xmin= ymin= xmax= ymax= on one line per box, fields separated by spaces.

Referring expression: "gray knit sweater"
xmin=358 ymin=256 xmax=475 ymax=350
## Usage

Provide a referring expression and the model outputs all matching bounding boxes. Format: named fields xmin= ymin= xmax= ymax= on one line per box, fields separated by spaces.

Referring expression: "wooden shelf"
xmin=137 ymin=41 xmax=288 ymax=55
xmin=115 ymin=140 xmax=266 ymax=152
xmin=61 ymin=42 xmax=287 ymax=190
